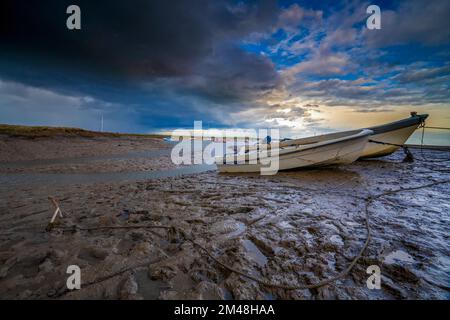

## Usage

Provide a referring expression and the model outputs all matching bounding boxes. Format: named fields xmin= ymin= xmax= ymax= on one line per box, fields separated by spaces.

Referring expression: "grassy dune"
xmin=0 ymin=124 xmax=168 ymax=139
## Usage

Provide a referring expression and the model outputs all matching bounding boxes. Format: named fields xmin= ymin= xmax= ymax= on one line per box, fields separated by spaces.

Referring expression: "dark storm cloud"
xmin=180 ymin=45 xmax=280 ymax=103
xmin=0 ymin=0 xmax=279 ymax=102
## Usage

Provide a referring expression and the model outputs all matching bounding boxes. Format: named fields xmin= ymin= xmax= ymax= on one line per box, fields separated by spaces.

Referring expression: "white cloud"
xmin=277 ymin=4 xmax=323 ymax=31
xmin=282 ymin=51 xmax=352 ymax=79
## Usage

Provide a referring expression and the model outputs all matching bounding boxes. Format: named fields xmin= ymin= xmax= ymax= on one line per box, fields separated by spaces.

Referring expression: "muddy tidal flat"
xmin=0 ymin=135 xmax=449 ymax=300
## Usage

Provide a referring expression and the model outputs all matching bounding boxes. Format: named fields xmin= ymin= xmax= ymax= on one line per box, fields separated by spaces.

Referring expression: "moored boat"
xmin=215 ymin=129 xmax=373 ymax=174
xmin=277 ymin=112 xmax=428 ymax=159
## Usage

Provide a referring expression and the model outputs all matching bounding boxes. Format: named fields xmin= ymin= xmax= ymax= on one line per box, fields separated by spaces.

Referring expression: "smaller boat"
xmin=215 ymin=129 xmax=373 ymax=174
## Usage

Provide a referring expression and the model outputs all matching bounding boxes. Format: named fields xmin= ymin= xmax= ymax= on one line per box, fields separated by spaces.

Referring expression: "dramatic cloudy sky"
xmin=0 ymin=0 xmax=449 ymax=137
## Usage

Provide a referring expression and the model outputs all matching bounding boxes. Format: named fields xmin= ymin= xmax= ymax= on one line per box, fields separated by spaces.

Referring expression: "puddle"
xmin=210 ymin=220 xmax=247 ymax=239
xmin=117 ymin=209 xmax=130 ymax=222
xmin=134 ymin=269 xmax=168 ymax=300
xmin=159 ymin=239 xmax=170 ymax=248
xmin=242 ymin=239 xmax=268 ymax=267
xmin=227 ymin=223 xmax=247 ymax=238
xmin=222 ymin=287 xmax=234 ymax=300
xmin=384 ymin=250 xmax=415 ymax=265
xmin=329 ymin=235 xmax=344 ymax=246
xmin=278 ymin=221 xmax=294 ymax=230
xmin=264 ymin=292 xmax=277 ymax=300
xmin=436 ymin=255 xmax=450 ymax=268
xmin=302 ymin=230 xmax=314 ymax=240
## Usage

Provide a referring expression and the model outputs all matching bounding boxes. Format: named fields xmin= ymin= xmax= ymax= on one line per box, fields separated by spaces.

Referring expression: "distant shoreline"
xmin=0 ymin=124 xmax=169 ymax=139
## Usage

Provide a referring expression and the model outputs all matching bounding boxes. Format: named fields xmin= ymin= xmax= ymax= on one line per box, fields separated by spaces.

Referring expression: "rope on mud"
xmin=47 ymin=179 xmax=450 ymax=293
xmin=187 ymin=179 xmax=450 ymax=291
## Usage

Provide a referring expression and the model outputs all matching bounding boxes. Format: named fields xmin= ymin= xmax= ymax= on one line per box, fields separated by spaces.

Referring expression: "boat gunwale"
xmin=366 ymin=114 xmax=428 ymax=135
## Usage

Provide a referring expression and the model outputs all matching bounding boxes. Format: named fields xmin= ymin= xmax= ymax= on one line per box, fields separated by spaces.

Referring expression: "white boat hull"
xmin=295 ymin=113 xmax=428 ymax=159
xmin=360 ymin=124 xmax=418 ymax=158
xmin=216 ymin=130 xmax=372 ymax=173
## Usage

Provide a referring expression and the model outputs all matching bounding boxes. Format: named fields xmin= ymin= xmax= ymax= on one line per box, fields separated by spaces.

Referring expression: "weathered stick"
xmin=46 ymin=196 xmax=63 ymax=231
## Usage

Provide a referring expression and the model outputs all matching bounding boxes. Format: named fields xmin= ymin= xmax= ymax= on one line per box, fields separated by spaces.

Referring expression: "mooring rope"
xmin=419 ymin=125 xmax=450 ymax=163
xmin=422 ymin=126 xmax=450 ymax=130
xmin=368 ymin=139 xmax=415 ymax=162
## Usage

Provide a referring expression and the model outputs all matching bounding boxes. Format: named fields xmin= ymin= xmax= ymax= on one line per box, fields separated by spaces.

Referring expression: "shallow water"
xmin=0 ymin=149 xmax=171 ymax=169
xmin=134 ymin=270 xmax=167 ymax=300
xmin=0 ymin=163 xmax=216 ymax=190
xmin=384 ymin=250 xmax=415 ymax=265
xmin=242 ymin=239 xmax=268 ymax=267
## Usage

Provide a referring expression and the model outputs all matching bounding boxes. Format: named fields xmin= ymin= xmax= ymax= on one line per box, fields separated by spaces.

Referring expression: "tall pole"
xmin=101 ymin=114 xmax=104 ymax=132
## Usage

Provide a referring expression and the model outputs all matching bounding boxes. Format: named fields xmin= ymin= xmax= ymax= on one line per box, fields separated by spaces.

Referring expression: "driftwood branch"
xmin=46 ymin=196 xmax=63 ymax=231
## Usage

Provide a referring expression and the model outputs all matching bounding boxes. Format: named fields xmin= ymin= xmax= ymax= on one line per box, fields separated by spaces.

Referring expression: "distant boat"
xmin=216 ymin=129 xmax=373 ymax=173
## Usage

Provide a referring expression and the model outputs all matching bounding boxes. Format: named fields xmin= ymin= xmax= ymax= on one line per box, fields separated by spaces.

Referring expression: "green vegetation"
xmin=0 ymin=124 xmax=168 ymax=139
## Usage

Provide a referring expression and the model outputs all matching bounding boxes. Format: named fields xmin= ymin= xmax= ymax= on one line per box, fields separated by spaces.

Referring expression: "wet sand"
xmin=0 ymin=135 xmax=449 ymax=299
